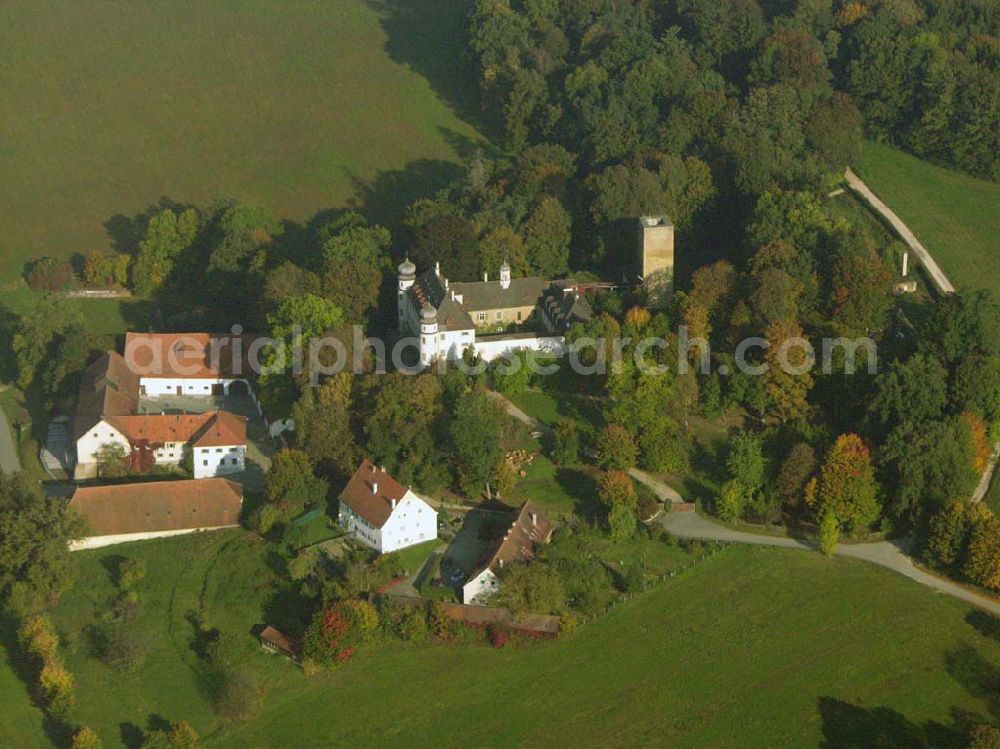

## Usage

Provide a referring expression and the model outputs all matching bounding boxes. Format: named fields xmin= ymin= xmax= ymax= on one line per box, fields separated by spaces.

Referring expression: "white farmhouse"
xmin=462 ymin=500 xmax=553 ymax=605
xmin=337 ymin=459 xmax=437 ymax=554
xmin=72 ymin=352 xmax=247 ymax=480
xmin=124 ymin=332 xmax=255 ymax=398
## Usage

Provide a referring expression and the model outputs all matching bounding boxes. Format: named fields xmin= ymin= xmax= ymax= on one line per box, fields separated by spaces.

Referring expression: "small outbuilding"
xmin=259 ymin=625 xmax=301 ymax=663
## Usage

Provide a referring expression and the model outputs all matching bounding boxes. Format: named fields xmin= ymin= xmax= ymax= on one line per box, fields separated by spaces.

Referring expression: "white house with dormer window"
xmin=337 ymin=459 xmax=437 ymax=554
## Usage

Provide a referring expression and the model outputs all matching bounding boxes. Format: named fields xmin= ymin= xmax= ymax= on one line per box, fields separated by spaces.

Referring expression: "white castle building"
xmin=395 ymin=215 xmax=675 ymax=368
xmin=396 ymin=259 xmax=593 ymax=367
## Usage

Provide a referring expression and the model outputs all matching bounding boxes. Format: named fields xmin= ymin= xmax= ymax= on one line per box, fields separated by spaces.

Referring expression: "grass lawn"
xmin=509 ymin=388 xmax=604 ymax=433
xmin=505 ymin=448 xmax=604 ymax=519
xmin=392 ymin=539 xmax=443 ymax=577
xmin=854 ymin=141 xmax=1000 ymax=296
xmin=284 ymin=512 xmax=342 ymax=552
xmin=0 ymin=387 xmax=48 ymax=480
xmin=3 ymin=538 xmax=1000 ymax=747
xmin=985 ymin=473 xmax=1000 ymax=518
xmin=0 ymin=0 xmax=482 ymax=287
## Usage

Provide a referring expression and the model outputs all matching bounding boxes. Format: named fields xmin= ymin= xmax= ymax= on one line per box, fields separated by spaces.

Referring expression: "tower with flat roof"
xmin=637 ymin=215 xmax=674 ymax=309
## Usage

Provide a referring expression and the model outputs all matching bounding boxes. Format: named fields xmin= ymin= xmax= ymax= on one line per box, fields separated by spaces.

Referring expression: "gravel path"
xmin=662 ymin=511 xmax=1000 ymax=616
xmin=844 ymin=167 xmax=955 ymax=294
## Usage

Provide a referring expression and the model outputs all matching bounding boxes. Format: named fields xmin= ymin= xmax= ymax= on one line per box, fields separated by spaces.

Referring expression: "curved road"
xmin=844 ymin=167 xmax=955 ymax=294
xmin=662 ymin=511 xmax=1000 ymax=617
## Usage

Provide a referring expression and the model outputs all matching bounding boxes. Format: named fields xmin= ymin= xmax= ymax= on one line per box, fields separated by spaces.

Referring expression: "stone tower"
xmin=637 ymin=215 xmax=674 ymax=309
xmin=419 ymin=302 xmax=438 ymax=368
xmin=397 ymin=258 xmax=416 ymax=331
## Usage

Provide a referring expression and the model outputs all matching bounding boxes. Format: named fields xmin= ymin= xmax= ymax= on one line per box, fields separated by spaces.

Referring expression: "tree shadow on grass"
xmin=345 ymin=157 xmax=465 ymax=232
xmin=99 ymin=554 xmax=128 ymax=587
xmin=945 ymin=644 xmax=1000 ymax=719
xmin=0 ymin=304 xmax=21 ymax=383
xmin=119 ymin=722 xmax=145 ymax=749
xmin=555 ymin=467 xmax=602 ymax=519
xmin=817 ymin=697 xmax=967 ymax=749
xmin=364 ymin=0 xmax=487 ymax=132
xmin=965 ymin=610 xmax=1000 ymax=642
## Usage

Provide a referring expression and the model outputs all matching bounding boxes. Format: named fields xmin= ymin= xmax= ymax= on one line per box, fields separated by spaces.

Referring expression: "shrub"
xmin=118 ymin=558 xmax=147 ymax=591
xmin=965 ymin=512 xmax=1000 ymax=590
xmin=488 ymin=624 xmax=510 ymax=649
xmin=26 ymin=256 xmax=75 ymax=291
xmin=637 ymin=494 xmax=659 ymax=522
xmin=82 ymin=251 xmax=130 ymax=288
xmin=71 ymin=727 xmax=102 ymax=749
xmin=969 ymin=723 xmax=1000 ymax=749
xmin=39 ymin=659 xmax=75 ymax=713
xmin=596 ymin=424 xmax=638 ymax=470
xmin=819 ymin=510 xmax=839 ymax=556
xmin=597 ymin=470 xmax=636 ymax=509
xmin=216 ymin=667 xmax=266 ymax=723
xmin=551 ymin=418 xmax=580 ymax=465
xmin=716 ymin=479 xmax=746 ymax=522
xmin=18 ymin=616 xmax=59 ymax=662
xmin=608 ymin=502 xmax=636 ymax=541
xmin=396 ymin=607 xmax=429 ymax=642
xmin=98 ymin=627 xmax=147 ymax=671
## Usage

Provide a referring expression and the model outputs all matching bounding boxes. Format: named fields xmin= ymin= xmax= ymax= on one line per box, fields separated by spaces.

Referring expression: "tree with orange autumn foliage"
xmin=962 ymin=412 xmax=991 ymax=474
xmin=816 ymin=434 xmax=880 ymax=532
xmin=763 ymin=319 xmax=813 ymax=422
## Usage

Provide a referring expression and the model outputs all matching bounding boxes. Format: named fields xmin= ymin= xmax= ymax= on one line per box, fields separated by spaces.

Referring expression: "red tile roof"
xmin=192 ymin=411 xmax=247 ymax=447
xmin=477 ymin=500 xmax=553 ymax=576
xmin=338 ymin=459 xmax=410 ymax=528
xmin=124 ymin=332 xmax=255 ymax=379
xmin=103 ymin=410 xmax=246 ymax=448
xmin=69 ymin=478 xmax=243 ymax=537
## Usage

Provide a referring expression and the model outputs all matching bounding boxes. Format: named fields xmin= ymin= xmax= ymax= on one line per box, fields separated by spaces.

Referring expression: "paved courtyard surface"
xmin=137 ymin=393 xmax=274 ymax=490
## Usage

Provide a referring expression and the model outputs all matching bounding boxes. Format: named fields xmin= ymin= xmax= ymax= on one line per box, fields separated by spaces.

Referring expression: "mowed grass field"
xmin=3 ymin=533 xmax=1000 ymax=748
xmin=0 ymin=0 xmax=481 ymax=286
xmin=854 ymin=141 xmax=1000 ymax=296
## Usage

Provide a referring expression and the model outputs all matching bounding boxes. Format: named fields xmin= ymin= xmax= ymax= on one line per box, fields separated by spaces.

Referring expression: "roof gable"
xmin=476 ymin=500 xmax=553 ymax=576
xmin=339 ymin=459 xmax=411 ymax=528
xmin=124 ymin=333 xmax=255 ymax=379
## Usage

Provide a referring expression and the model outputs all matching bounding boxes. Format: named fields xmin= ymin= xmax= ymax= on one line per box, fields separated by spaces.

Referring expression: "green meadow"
xmin=854 ymin=141 xmax=1000 ymax=296
xmin=0 ymin=0 xmax=481 ymax=288
xmin=2 ymin=534 xmax=999 ymax=748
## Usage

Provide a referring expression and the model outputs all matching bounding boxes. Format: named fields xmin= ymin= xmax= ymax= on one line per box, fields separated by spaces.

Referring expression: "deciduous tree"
xmin=815 ymin=434 xmax=880 ymax=532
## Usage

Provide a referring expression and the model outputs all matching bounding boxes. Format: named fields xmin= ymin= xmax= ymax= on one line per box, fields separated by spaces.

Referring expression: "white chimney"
xmin=902 ymin=251 xmax=909 ymax=278
xmin=483 ymin=272 xmax=488 ymax=282
xmin=435 ymin=261 xmax=440 ymax=276
xmin=391 ymin=498 xmax=397 ymax=510
xmin=372 ymin=482 xmax=378 ymax=495
xmin=531 ymin=512 xmax=537 ymax=527
xmin=444 ymin=278 xmax=449 ymax=290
